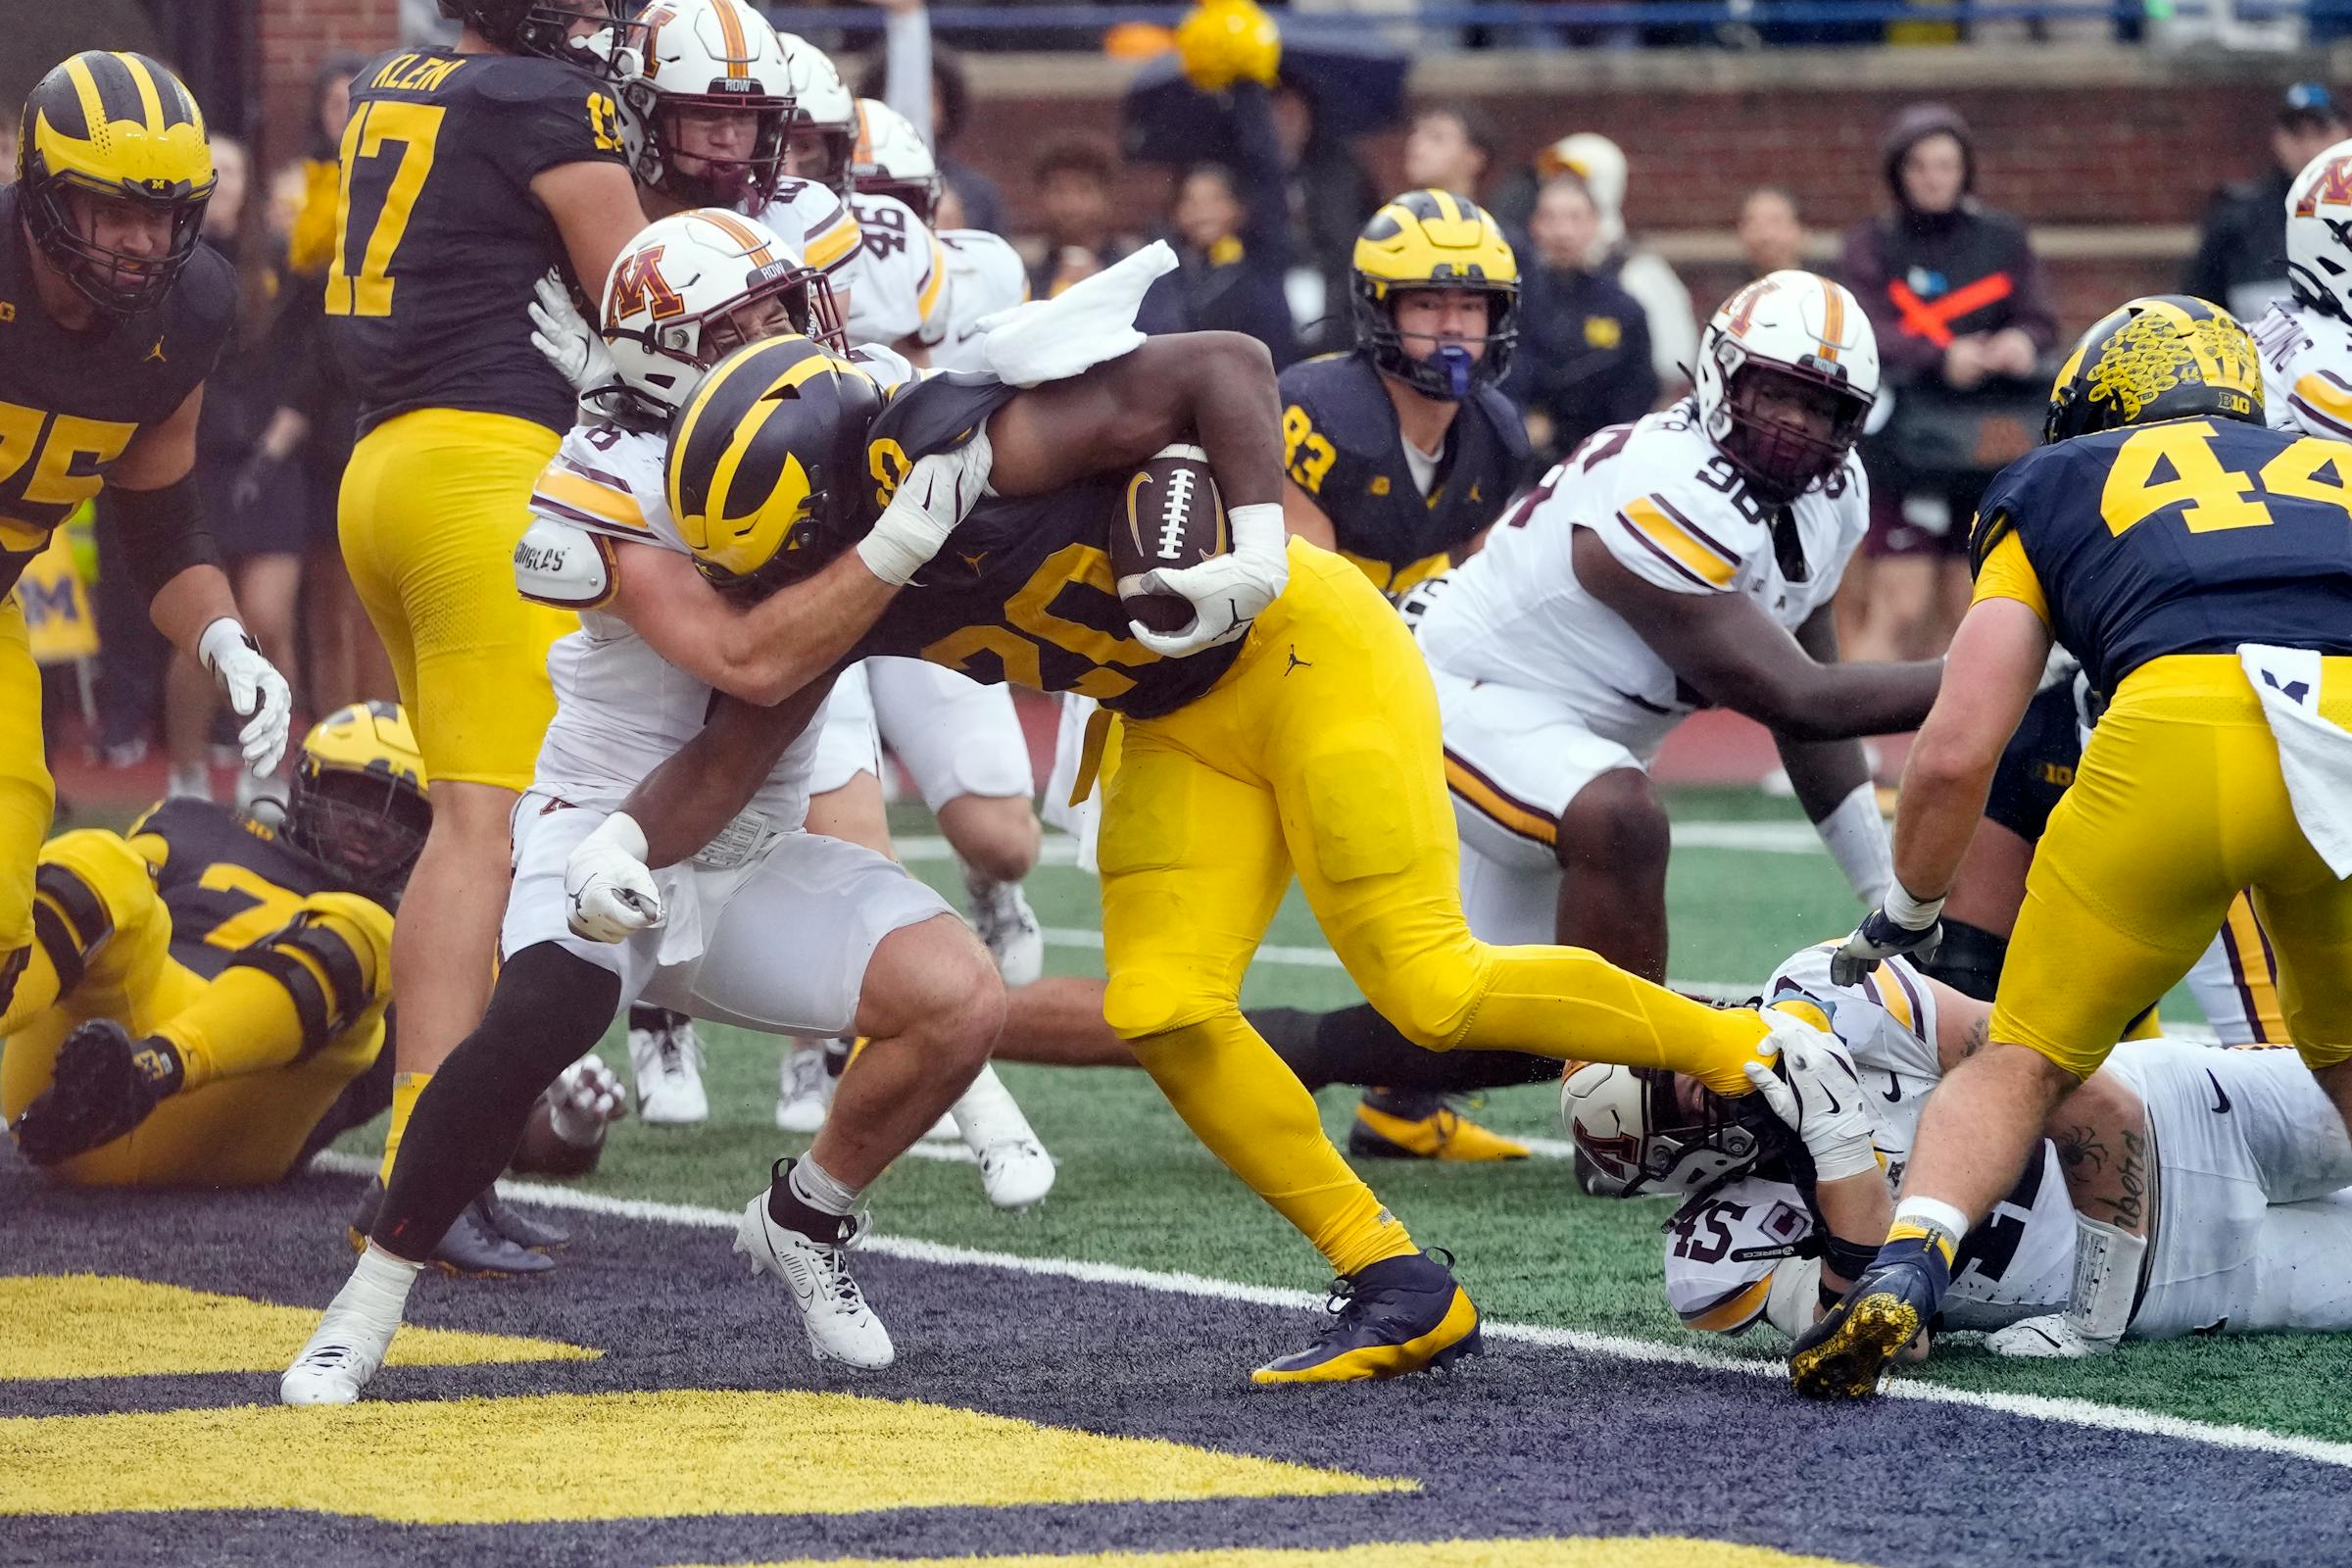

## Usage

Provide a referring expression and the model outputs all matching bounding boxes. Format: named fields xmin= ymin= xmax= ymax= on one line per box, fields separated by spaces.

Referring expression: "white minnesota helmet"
xmin=622 ymin=0 xmax=796 ymax=209
xmin=2287 ymin=137 xmax=2352 ymax=321
xmin=597 ymin=207 xmax=844 ymax=418
xmin=1692 ymin=269 xmax=1880 ymax=502
xmin=1560 ymin=1061 xmax=1766 ymax=1199
xmin=851 ymin=98 xmax=943 ymax=226
xmin=773 ymin=31 xmax=858 ymax=193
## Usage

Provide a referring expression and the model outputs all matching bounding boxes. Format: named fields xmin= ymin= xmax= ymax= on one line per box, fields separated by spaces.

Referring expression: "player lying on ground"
xmin=1793 ymin=296 xmax=2352 ymax=1398
xmin=1568 ymin=941 xmax=2352 ymax=1353
xmin=562 ymin=264 xmax=1846 ymax=1383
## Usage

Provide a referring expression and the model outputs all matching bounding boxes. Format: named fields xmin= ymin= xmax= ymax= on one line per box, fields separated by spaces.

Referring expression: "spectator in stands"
xmin=1028 ymin=136 xmax=1128 ymax=299
xmin=1838 ymin=102 xmax=2057 ymax=662
xmin=165 ymin=136 xmax=304 ymax=807
xmin=2184 ymin=81 xmax=2346 ymax=322
xmin=1273 ymin=79 xmax=1378 ymax=354
xmin=1401 ymin=103 xmax=1497 ymax=202
xmin=1165 ymin=157 xmax=1299 ymax=366
xmin=1737 ymin=184 xmax=1809 ymax=278
xmin=854 ymin=0 xmax=1006 ymax=234
xmin=1505 ymin=171 xmax=1656 ymax=464
xmin=1523 ymin=133 xmax=1697 ymax=399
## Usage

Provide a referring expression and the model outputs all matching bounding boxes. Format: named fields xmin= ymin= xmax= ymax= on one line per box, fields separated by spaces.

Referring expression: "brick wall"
xmin=253 ymin=0 xmax=402 ymax=169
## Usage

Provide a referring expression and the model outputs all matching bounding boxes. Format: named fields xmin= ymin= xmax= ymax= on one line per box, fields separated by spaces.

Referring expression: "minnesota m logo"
xmin=2295 ymin=157 xmax=2352 ymax=217
xmin=607 ymin=246 xmax=685 ymax=322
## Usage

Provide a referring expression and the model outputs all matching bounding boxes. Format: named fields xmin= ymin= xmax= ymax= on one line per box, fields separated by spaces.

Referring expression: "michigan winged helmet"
xmin=1349 ymin=188 xmax=1520 ymax=400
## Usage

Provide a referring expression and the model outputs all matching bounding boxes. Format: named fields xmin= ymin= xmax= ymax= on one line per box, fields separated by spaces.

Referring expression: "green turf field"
xmin=339 ymin=786 xmax=2350 ymax=1445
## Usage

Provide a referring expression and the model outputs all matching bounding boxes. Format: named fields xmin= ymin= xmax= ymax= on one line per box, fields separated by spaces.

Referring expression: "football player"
xmin=1 ymin=51 xmax=294 ymax=1045
xmin=1567 ymin=942 xmax=2352 ymax=1355
xmin=1414 ymin=271 xmax=1939 ymax=987
xmin=5 ymin=707 xmax=414 ymax=1193
xmin=1268 ymin=190 xmax=1535 ymax=1162
xmin=847 ymin=98 xmax=1029 ymax=376
xmin=562 ymin=304 xmax=1831 ymax=1384
xmin=1796 ymin=297 xmax=2352 ymax=1398
xmin=278 ymin=215 xmax=1006 ymax=1406
xmin=2251 ymin=135 xmax=2352 ymax=446
xmin=327 ymin=0 xmax=650 ymax=1249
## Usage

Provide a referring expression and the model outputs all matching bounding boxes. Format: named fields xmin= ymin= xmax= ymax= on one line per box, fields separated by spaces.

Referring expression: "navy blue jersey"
xmin=1974 ymin=417 xmax=2352 ymax=697
xmin=126 ymin=799 xmax=372 ymax=980
xmin=1279 ymin=350 xmax=1527 ymax=597
xmin=0 ymin=184 xmax=233 ymax=595
xmin=327 ymin=49 xmax=627 ymax=437
xmin=848 ymin=373 xmax=1242 ymax=719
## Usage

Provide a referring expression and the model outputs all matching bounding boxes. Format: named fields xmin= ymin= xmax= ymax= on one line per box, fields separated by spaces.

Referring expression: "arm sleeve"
xmin=114 ymin=473 xmax=222 ymax=602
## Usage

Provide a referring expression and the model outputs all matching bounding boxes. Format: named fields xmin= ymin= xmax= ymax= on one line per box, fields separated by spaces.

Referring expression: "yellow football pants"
xmin=338 ymin=409 xmax=570 ymax=791
xmin=0 ymin=597 xmax=56 ymax=1035
xmin=0 ymin=831 xmax=391 ymax=1187
xmin=1100 ymin=541 xmax=1774 ymax=1275
xmin=1997 ymin=654 xmax=2352 ymax=1077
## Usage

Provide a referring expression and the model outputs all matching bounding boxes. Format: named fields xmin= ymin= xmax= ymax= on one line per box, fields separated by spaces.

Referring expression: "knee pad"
xmin=1916 ymin=918 xmax=2008 ymax=1004
xmin=222 ymin=906 xmax=384 ymax=1061
xmin=1358 ymin=948 xmax=1490 ymax=1051
xmin=27 ymin=834 xmax=137 ymax=995
xmin=1103 ymin=966 xmax=1230 ymax=1041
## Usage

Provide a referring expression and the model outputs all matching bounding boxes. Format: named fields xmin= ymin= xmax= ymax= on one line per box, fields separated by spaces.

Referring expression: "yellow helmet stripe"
xmin=117 ymin=51 xmax=167 ymax=133
xmin=667 ymin=342 xmax=783 ymax=542
xmin=1428 ymin=188 xmax=1460 ymax=224
xmin=699 ymin=209 xmax=777 ymax=268
xmin=1817 ymin=283 xmax=1844 ymax=366
xmin=711 ymin=0 xmax=750 ymax=77
xmin=707 ymin=389 xmax=796 ymax=542
xmin=62 ymin=55 xmax=110 ymax=147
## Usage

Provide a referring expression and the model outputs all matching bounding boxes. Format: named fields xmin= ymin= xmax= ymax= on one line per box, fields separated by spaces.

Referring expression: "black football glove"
xmin=1831 ymin=904 xmax=1943 ymax=987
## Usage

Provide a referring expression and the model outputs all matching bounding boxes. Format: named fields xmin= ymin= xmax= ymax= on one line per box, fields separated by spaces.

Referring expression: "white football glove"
xmin=547 ymin=1053 xmax=627 ymax=1147
xmin=197 ymin=617 xmax=292 ymax=775
xmin=528 ymin=270 xmax=615 ymax=399
xmin=564 ymin=811 xmax=663 ymax=943
xmin=856 ymin=434 xmax=992 ymax=586
xmin=1743 ymin=1013 xmax=1882 ymax=1182
xmin=1128 ymin=500 xmax=1288 ymax=658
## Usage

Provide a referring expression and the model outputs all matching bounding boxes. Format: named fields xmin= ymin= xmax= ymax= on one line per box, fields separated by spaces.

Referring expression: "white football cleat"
xmin=628 ymin=1008 xmax=708 ymax=1125
xmin=1986 ymin=1314 xmax=2110 ymax=1359
xmin=774 ymin=1040 xmax=834 ymax=1134
xmin=966 ymin=872 xmax=1045 ymax=989
xmin=733 ymin=1165 xmax=894 ymax=1370
xmin=951 ymin=1065 xmax=1055 ymax=1209
xmin=279 ymin=1250 xmax=416 ymax=1405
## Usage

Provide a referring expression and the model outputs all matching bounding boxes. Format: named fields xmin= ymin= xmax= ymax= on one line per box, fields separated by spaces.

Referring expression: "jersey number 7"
xmin=324 ymin=101 xmax=447 ymax=319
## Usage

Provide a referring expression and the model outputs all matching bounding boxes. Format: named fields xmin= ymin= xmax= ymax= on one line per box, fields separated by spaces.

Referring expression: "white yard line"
xmin=309 ymin=1152 xmax=2352 ymax=1472
xmin=895 ymin=819 xmax=1831 ymax=866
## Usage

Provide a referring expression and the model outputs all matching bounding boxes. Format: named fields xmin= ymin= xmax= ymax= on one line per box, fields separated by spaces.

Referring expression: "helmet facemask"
xmin=454 ymin=0 xmax=649 ymax=80
xmin=1354 ymin=281 xmax=1519 ymax=402
xmin=601 ymin=262 xmax=843 ymax=421
xmin=783 ymin=115 xmax=857 ymax=194
xmin=284 ymin=766 xmax=432 ymax=906
xmin=26 ymin=172 xmax=214 ymax=318
xmin=1571 ymin=1066 xmax=1769 ymax=1199
xmin=634 ymin=91 xmax=794 ymax=210
xmin=1709 ymin=348 xmax=1871 ymax=503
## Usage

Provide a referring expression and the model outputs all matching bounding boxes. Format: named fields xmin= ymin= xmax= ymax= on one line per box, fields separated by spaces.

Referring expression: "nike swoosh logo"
xmin=2206 ymin=1068 xmax=2231 ymax=1115
xmin=1818 ymin=1081 xmax=1842 ymax=1116
xmin=1881 ymin=1073 xmax=1902 ymax=1103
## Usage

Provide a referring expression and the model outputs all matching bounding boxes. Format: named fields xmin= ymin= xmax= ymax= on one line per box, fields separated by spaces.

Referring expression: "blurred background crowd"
xmin=8 ymin=0 xmax=2348 ymax=805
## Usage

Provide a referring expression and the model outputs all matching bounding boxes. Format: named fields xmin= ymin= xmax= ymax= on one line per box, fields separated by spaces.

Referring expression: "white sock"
xmin=329 ymin=1246 xmax=421 ymax=1329
xmin=2065 ymin=1212 xmax=2145 ymax=1346
xmin=789 ymin=1154 xmax=860 ymax=1217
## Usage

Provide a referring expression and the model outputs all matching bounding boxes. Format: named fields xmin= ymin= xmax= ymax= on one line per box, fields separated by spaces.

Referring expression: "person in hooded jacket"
xmin=1838 ymin=103 xmax=2056 ymax=662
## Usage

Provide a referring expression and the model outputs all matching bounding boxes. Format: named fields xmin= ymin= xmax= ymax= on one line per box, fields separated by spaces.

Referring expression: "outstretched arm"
xmin=1575 ymin=530 xmax=1942 ymax=741
xmin=622 ymin=676 xmax=836 ymax=869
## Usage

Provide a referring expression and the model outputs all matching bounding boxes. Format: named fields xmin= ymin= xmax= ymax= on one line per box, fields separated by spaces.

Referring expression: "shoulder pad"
xmin=514 ymin=516 xmax=615 ymax=610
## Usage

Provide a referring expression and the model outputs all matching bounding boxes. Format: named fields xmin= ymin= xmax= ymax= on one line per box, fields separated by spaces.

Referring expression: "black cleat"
xmin=10 ymin=1020 xmax=178 ymax=1165
xmin=348 ymin=1179 xmax=553 ymax=1277
xmin=477 ymin=1187 xmax=569 ymax=1250
xmin=1251 ymin=1249 xmax=1484 ymax=1384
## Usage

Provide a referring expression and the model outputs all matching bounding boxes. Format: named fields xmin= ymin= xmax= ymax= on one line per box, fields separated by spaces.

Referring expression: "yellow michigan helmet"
xmin=16 ymin=51 xmax=216 ymax=317
xmin=665 ymin=333 xmax=886 ymax=596
xmin=1349 ymin=188 xmax=1519 ymax=400
xmin=2043 ymin=294 xmax=2264 ymax=445
xmin=284 ymin=702 xmax=432 ymax=904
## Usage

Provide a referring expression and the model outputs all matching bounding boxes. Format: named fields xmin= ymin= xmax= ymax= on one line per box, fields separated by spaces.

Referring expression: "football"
xmin=1111 ymin=442 xmax=1229 ymax=635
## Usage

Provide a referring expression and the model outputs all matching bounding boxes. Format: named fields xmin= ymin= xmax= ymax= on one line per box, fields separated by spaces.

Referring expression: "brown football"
xmin=1111 ymin=443 xmax=1229 ymax=635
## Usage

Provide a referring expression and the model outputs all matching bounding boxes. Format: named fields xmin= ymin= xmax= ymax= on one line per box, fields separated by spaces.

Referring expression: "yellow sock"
xmin=154 ymin=966 xmax=306 ymax=1091
xmin=1129 ymin=1013 xmax=1417 ymax=1278
xmin=1885 ymin=1217 xmax=1960 ymax=1268
xmin=1451 ymin=946 xmax=1774 ymax=1097
xmin=378 ymin=1071 xmax=430 ymax=1183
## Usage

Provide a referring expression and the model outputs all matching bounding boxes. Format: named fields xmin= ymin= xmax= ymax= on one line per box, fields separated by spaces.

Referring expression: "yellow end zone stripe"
xmin=0 ymin=1274 xmax=595 ymax=1381
xmin=4 ymin=1388 xmax=1407 ymax=1523
xmin=711 ymin=1538 xmax=1866 ymax=1568
xmin=1622 ymin=498 xmax=1736 ymax=588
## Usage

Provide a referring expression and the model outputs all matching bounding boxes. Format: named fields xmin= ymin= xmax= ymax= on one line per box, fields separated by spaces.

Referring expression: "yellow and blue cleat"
xmin=1348 ymin=1091 xmax=1529 ymax=1162
xmin=1252 ymin=1249 xmax=1484 ymax=1384
xmin=1788 ymin=1237 xmax=1951 ymax=1399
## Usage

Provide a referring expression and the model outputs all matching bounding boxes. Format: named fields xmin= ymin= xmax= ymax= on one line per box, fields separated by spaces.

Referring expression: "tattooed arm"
xmin=2046 ymin=1069 xmax=2157 ymax=1241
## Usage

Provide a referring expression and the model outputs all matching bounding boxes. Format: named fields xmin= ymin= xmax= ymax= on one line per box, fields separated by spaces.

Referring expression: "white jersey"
xmin=2251 ymin=297 xmax=2352 ymax=443
xmin=744 ymin=177 xmax=862 ymax=301
xmin=929 ymin=228 xmax=1028 ymax=373
xmin=842 ymin=190 xmax=948 ymax=350
xmin=516 ymin=419 xmax=822 ymax=829
xmin=1416 ymin=403 xmax=1869 ymax=763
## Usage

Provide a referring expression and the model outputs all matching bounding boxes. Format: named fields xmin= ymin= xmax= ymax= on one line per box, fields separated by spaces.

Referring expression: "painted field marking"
xmin=895 ymin=819 xmax=1831 ymax=866
xmin=310 ymin=1153 xmax=2352 ymax=1472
